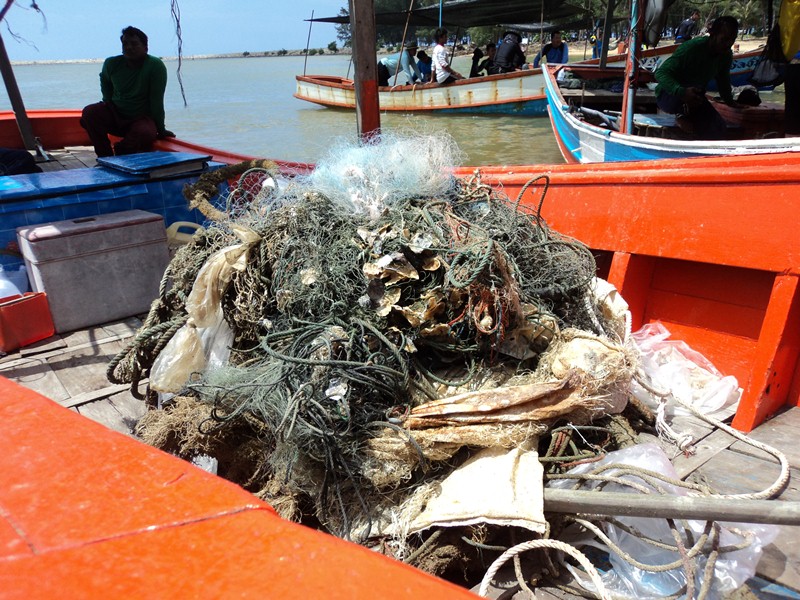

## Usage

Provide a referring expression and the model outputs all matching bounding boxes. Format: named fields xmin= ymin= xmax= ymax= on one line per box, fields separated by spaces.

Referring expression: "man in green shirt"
xmin=80 ymin=26 xmax=174 ymax=157
xmin=655 ymin=16 xmax=739 ymax=139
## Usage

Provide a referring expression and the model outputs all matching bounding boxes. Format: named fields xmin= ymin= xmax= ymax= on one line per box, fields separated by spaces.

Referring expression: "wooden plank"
xmin=0 ymin=332 xmax=133 ymax=370
xmin=75 ymin=398 xmax=135 ymax=436
xmin=46 ymin=339 xmax=128 ymax=397
xmin=696 ymin=452 xmax=799 ymax=500
xmin=19 ymin=336 xmax=67 ymax=357
xmin=102 ymin=317 xmax=143 ymax=338
xmin=672 ymin=428 xmax=737 ymax=479
xmin=730 ymin=407 xmax=800 ymax=469
xmin=0 ymin=358 xmax=69 ymax=403
xmin=107 ymin=390 xmax=147 ymax=432
xmin=58 ymin=383 xmax=133 ymax=409
xmin=756 ymin=526 xmax=800 ymax=593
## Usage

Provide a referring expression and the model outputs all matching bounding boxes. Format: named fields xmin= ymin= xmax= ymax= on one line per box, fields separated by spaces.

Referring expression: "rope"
xmin=478 ymin=539 xmax=611 ymax=599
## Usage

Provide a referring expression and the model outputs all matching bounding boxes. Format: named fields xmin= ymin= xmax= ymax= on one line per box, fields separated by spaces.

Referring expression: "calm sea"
xmin=1 ymin=54 xmax=564 ymax=166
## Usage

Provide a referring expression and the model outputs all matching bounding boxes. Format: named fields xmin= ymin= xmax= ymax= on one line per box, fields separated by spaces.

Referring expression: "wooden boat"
xmin=294 ymin=46 xmax=764 ymax=116
xmin=2 ymin=109 xmax=797 ymax=433
xmin=2 ymin=110 xmax=800 ymax=596
xmin=542 ymin=63 xmax=798 ymax=162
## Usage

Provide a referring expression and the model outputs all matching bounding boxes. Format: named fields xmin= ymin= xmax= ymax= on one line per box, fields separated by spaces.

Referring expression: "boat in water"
xmin=295 ymin=45 xmax=765 ymax=116
xmin=542 ymin=63 xmax=798 ymax=162
xmin=2 ymin=106 xmax=800 ymax=597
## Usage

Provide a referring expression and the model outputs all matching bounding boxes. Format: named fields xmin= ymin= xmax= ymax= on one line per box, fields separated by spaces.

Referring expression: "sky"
xmin=2 ymin=0 xmax=346 ymax=61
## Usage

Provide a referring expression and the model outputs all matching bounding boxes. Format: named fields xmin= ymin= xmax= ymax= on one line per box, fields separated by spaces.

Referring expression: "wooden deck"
xmin=37 ymin=145 xmax=97 ymax=171
xmin=1 ymin=318 xmax=798 ymax=598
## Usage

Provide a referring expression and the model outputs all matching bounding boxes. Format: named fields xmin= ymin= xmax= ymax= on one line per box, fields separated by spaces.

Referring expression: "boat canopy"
xmin=309 ymin=0 xmax=587 ymax=29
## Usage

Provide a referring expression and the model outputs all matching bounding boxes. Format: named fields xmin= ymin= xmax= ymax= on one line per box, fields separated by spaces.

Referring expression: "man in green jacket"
xmin=81 ymin=26 xmax=174 ymax=157
xmin=655 ymin=16 xmax=739 ymax=139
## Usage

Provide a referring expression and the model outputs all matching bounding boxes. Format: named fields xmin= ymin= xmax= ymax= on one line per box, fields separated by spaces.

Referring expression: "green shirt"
xmin=655 ymin=36 xmax=733 ymax=103
xmin=100 ymin=54 xmax=168 ymax=134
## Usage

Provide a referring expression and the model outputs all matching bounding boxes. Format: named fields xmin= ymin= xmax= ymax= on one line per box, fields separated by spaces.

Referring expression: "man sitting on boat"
xmin=471 ymin=43 xmax=497 ymax=77
xmin=654 ymin=16 xmax=739 ymax=139
xmin=80 ymin=26 xmax=174 ymax=157
xmin=416 ymin=50 xmax=433 ymax=83
xmin=675 ymin=10 xmax=702 ymax=44
xmin=493 ymin=32 xmax=526 ymax=73
xmin=378 ymin=43 xmax=422 ymax=87
xmin=532 ymin=31 xmax=569 ymax=68
xmin=432 ymin=28 xmax=464 ymax=84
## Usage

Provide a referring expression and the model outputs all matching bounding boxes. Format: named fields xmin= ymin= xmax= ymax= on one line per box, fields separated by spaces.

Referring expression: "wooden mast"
xmin=349 ymin=0 xmax=381 ymax=140
xmin=0 ymin=31 xmax=39 ymax=153
xmin=620 ymin=0 xmax=644 ymax=134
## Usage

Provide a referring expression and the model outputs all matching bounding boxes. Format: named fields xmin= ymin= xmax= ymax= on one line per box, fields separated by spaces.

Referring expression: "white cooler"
xmin=17 ymin=210 xmax=170 ymax=333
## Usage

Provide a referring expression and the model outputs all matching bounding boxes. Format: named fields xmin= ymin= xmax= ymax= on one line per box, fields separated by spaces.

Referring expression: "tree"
xmin=328 ymin=41 xmax=338 ymax=52
xmin=335 ymin=7 xmax=352 ymax=47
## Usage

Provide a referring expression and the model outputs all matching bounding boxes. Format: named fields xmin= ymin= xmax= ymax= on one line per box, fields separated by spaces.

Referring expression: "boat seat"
xmin=633 ymin=113 xmax=679 ymax=137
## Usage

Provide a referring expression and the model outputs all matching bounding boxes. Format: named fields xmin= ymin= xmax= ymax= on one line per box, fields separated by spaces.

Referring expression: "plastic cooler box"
xmin=16 ymin=210 xmax=170 ymax=333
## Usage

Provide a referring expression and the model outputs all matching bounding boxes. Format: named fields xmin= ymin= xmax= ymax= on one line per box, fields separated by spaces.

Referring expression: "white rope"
xmin=655 ymin=397 xmax=696 ymax=455
xmin=672 ymin=394 xmax=791 ymax=500
xmin=477 ymin=539 xmax=612 ymax=600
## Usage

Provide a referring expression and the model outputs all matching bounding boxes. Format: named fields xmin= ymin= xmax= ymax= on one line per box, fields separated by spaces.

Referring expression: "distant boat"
xmin=295 ymin=46 xmax=765 ymax=116
xmin=542 ymin=63 xmax=797 ymax=163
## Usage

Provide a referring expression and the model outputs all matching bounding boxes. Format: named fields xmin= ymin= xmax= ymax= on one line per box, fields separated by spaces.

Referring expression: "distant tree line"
xmin=335 ymin=0 xmax=779 ymax=49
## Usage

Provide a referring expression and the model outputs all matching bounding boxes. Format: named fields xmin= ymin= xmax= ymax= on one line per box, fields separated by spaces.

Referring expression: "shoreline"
xmin=11 ymin=37 xmax=766 ymax=66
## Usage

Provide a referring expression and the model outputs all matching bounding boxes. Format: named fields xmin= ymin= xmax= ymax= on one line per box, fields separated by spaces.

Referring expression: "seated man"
xmin=655 ymin=16 xmax=739 ymax=139
xmin=431 ymin=28 xmax=464 ymax=84
xmin=81 ymin=26 xmax=174 ymax=157
xmin=532 ymin=31 xmax=569 ymax=68
xmin=378 ymin=43 xmax=422 ymax=86
xmin=493 ymin=32 xmax=526 ymax=73
xmin=471 ymin=43 xmax=497 ymax=77
xmin=416 ymin=50 xmax=433 ymax=83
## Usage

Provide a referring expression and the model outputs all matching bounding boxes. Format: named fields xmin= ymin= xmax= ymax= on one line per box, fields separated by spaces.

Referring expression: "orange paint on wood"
xmin=0 ymin=378 xmax=476 ymax=599
xmin=607 ymin=252 xmax=655 ymax=331
xmin=732 ymin=274 xmax=800 ymax=432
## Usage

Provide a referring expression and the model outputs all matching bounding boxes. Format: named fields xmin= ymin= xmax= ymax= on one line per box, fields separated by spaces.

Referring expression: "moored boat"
xmin=295 ymin=46 xmax=765 ymax=116
xmin=542 ymin=63 xmax=798 ymax=163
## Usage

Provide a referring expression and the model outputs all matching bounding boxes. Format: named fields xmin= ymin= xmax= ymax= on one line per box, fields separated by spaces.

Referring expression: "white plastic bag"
xmin=631 ymin=322 xmax=740 ymax=418
xmin=550 ymin=444 xmax=778 ymax=598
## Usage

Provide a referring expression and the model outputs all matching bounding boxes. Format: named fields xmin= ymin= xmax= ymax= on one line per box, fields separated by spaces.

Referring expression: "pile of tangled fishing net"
xmin=106 ymin=132 xmax=727 ymax=592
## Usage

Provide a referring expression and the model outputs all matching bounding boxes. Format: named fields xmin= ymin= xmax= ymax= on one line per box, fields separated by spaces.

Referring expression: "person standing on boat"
xmin=378 ymin=43 xmax=422 ymax=86
xmin=532 ymin=31 xmax=569 ymax=68
xmin=493 ymin=31 xmax=526 ymax=73
xmin=655 ymin=16 xmax=739 ymax=139
xmin=431 ymin=28 xmax=464 ymax=84
xmin=80 ymin=27 xmax=174 ymax=157
xmin=675 ymin=10 xmax=701 ymax=44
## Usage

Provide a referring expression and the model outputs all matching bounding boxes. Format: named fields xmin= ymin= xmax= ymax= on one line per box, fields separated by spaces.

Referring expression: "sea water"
xmin=1 ymin=54 xmax=564 ymax=166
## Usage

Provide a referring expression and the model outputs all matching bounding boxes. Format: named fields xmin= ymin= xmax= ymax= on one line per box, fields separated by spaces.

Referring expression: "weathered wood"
xmin=46 ymin=339 xmax=128 ymax=397
xmin=543 ymin=488 xmax=800 ymax=525
xmin=19 ymin=336 xmax=67 ymax=357
xmin=76 ymin=398 xmax=135 ymax=436
xmin=107 ymin=390 xmax=147 ymax=432
xmin=59 ymin=383 xmax=133 ymax=409
xmin=730 ymin=407 xmax=800 ymax=468
xmin=0 ymin=358 xmax=69 ymax=403
xmin=349 ymin=0 xmax=380 ymax=139
xmin=671 ymin=428 xmax=737 ymax=478
xmin=0 ymin=332 xmax=133 ymax=370
xmin=692 ymin=448 xmax=799 ymax=501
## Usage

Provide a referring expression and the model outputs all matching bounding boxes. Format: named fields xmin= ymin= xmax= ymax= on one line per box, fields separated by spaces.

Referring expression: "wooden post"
xmin=598 ymin=0 xmax=616 ymax=68
xmin=349 ymin=0 xmax=380 ymax=140
xmin=0 ymin=31 xmax=38 ymax=152
xmin=620 ymin=0 xmax=644 ymax=134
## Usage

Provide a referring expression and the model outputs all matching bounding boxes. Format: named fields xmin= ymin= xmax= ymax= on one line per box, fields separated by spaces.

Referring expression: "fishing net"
xmin=114 ymin=131 xmax=641 ymax=577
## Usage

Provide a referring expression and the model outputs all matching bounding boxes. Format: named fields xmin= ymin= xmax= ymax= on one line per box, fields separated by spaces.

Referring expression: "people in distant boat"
xmin=532 ymin=31 xmax=569 ymax=68
xmin=378 ymin=43 xmax=422 ymax=86
xmin=80 ymin=26 xmax=174 ymax=158
xmin=470 ymin=43 xmax=497 ymax=77
xmin=493 ymin=31 xmax=526 ymax=73
xmin=469 ymin=47 xmax=484 ymax=78
xmin=675 ymin=10 xmax=701 ymax=44
xmin=0 ymin=148 xmax=41 ymax=175
xmin=431 ymin=28 xmax=464 ymax=84
xmin=655 ymin=16 xmax=740 ymax=139
xmin=416 ymin=50 xmax=433 ymax=83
